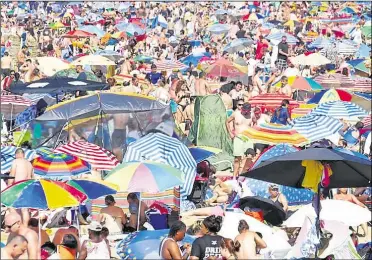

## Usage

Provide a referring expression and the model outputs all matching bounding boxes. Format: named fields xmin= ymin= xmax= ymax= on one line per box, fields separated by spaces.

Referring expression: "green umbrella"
xmin=361 ymin=24 xmax=371 ymax=39
xmin=54 ymin=68 xmax=100 ymax=82
xmin=355 ymin=61 xmax=370 ymax=75
xmin=133 ymin=55 xmax=154 ymax=63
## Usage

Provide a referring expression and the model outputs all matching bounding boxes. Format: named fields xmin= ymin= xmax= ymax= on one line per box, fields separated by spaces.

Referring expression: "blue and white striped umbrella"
xmin=266 ymin=32 xmax=299 ymax=44
xmin=308 ymin=37 xmax=334 ymax=49
xmin=207 ymin=24 xmax=230 ymax=34
xmin=1 ymin=146 xmax=36 ymax=174
xmin=292 ymin=114 xmax=343 ymax=142
xmin=223 ymin=38 xmax=254 ymax=53
xmin=312 ymin=101 xmax=368 ymax=120
xmin=123 ymin=133 xmax=196 ymax=198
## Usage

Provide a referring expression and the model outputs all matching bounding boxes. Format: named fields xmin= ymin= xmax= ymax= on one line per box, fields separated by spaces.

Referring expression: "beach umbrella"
xmin=240 ymin=123 xmax=309 ymax=146
xmin=204 ymin=58 xmax=245 ymax=78
xmin=144 ymin=60 xmax=187 ymax=73
xmin=54 ymin=68 xmax=100 ymax=82
xmin=179 ymin=53 xmax=207 ymax=67
xmin=352 ymin=77 xmax=372 ymax=92
xmin=290 ymin=53 xmax=330 ymax=66
xmin=291 ymin=106 xmax=314 ymax=119
xmin=223 ymin=38 xmax=254 ymax=54
xmin=251 ymin=143 xmax=299 ymax=170
xmin=94 ymin=49 xmax=122 ymax=62
xmin=340 ymin=6 xmax=358 ymax=14
xmin=292 ymin=114 xmax=343 ymax=143
xmin=104 ymin=161 xmax=184 ymax=193
xmin=313 ymin=74 xmax=355 ymax=89
xmin=10 ymin=76 xmax=107 ymax=95
xmin=266 ymin=32 xmax=299 ymax=44
xmin=334 ymin=41 xmax=358 ymax=56
xmin=307 ymin=89 xmax=352 ymax=104
xmin=283 ymin=199 xmax=372 ymax=228
xmin=116 ymin=229 xmax=195 ymax=259
xmin=242 ymin=147 xmax=371 ymax=188
xmin=188 ymin=146 xmax=222 ymax=163
xmin=66 ymin=179 xmax=118 ymax=200
xmin=290 ymin=76 xmax=323 ymax=91
xmin=123 ymin=132 xmax=196 ymax=198
xmin=0 ymin=95 xmax=32 ymax=120
xmin=312 ymin=101 xmax=368 ymax=120
xmin=354 ymin=61 xmax=371 ymax=76
xmin=352 ymin=92 xmax=372 ymax=112
xmin=54 ymin=140 xmax=119 ymax=171
xmin=116 ymin=23 xmax=145 ymax=36
xmin=33 ymin=153 xmax=91 ymax=178
xmin=71 ymin=55 xmax=116 ymax=66
xmin=1 ymin=179 xmax=87 ymax=209
xmin=361 ymin=115 xmax=371 ymax=129
xmin=356 ymin=44 xmax=371 ymax=58
xmin=62 ymin=30 xmax=94 ymax=38
xmin=133 ymin=55 xmax=154 ymax=63
xmin=207 ymin=23 xmax=230 ymax=34
xmin=34 ymin=57 xmax=70 ymax=77
xmin=361 ymin=24 xmax=371 ymax=38
xmin=1 ymin=146 xmax=36 ymax=174
xmin=78 ymin=25 xmax=105 ymax=38
xmin=49 ymin=21 xmax=65 ymax=30
xmin=248 ymin=93 xmax=299 ymax=111
xmin=308 ymin=37 xmax=334 ymax=49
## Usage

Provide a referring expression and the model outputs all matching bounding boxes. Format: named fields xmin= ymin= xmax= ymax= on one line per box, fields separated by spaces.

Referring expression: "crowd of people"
xmin=1 ymin=1 xmax=371 ymax=259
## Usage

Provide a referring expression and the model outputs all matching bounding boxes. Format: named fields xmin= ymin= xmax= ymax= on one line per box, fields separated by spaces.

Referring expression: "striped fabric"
xmin=291 ymin=107 xmax=313 ymax=119
xmin=54 ymin=141 xmax=119 ymax=170
xmin=145 ymin=60 xmax=187 ymax=73
xmin=313 ymin=74 xmax=355 ymax=89
xmin=292 ymin=114 xmax=343 ymax=142
xmin=362 ymin=115 xmax=371 ymax=128
xmin=113 ymin=74 xmax=148 ymax=84
xmin=312 ymin=101 xmax=368 ymax=119
xmin=90 ymin=189 xmax=180 ymax=220
xmin=1 ymin=146 xmax=36 ymax=173
xmin=349 ymin=77 xmax=372 ymax=92
xmin=248 ymin=93 xmax=299 ymax=112
xmin=308 ymin=37 xmax=334 ymax=49
xmin=0 ymin=95 xmax=32 ymax=119
xmin=123 ymin=133 xmax=196 ymax=199
xmin=266 ymin=32 xmax=299 ymax=44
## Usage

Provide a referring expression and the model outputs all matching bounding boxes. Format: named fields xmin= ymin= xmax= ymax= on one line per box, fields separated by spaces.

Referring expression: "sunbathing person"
xmin=99 ymin=195 xmax=127 ymax=235
xmin=204 ymin=177 xmax=234 ymax=205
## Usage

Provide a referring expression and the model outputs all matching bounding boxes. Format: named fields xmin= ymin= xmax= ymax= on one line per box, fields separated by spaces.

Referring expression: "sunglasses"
xmin=237 ymin=104 xmax=244 ymax=107
xmin=271 ymin=188 xmax=279 ymax=191
xmin=5 ymin=221 xmax=18 ymax=229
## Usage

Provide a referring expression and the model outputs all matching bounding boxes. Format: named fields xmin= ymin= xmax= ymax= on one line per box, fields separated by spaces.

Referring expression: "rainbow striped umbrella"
xmin=66 ymin=179 xmax=118 ymax=200
xmin=104 ymin=161 xmax=184 ymax=193
xmin=240 ymin=123 xmax=309 ymax=146
xmin=33 ymin=153 xmax=91 ymax=177
xmin=1 ymin=179 xmax=87 ymax=209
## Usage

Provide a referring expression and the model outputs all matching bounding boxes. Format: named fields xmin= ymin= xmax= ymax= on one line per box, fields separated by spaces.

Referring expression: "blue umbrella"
xmin=347 ymin=58 xmax=365 ymax=68
xmin=188 ymin=40 xmax=202 ymax=47
xmin=78 ymin=25 xmax=105 ymax=38
xmin=116 ymin=229 xmax=195 ymax=259
xmin=223 ymin=38 xmax=254 ymax=53
xmin=207 ymin=24 xmax=230 ymax=34
xmin=179 ymin=53 xmax=207 ymax=66
xmin=188 ymin=147 xmax=220 ymax=163
xmin=312 ymin=101 xmax=368 ymax=119
xmin=215 ymin=9 xmax=231 ymax=15
xmin=1 ymin=146 xmax=36 ymax=174
xmin=116 ymin=23 xmax=145 ymax=36
xmin=94 ymin=49 xmax=122 ymax=61
xmin=308 ymin=37 xmax=334 ymax=49
xmin=292 ymin=114 xmax=343 ymax=143
xmin=266 ymin=32 xmax=299 ymax=44
xmin=356 ymin=44 xmax=371 ymax=58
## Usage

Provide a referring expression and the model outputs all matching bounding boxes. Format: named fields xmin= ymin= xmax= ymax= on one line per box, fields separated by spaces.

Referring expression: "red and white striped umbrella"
xmin=0 ymin=95 xmax=32 ymax=119
xmin=248 ymin=93 xmax=300 ymax=112
xmin=54 ymin=141 xmax=119 ymax=170
xmin=313 ymin=74 xmax=354 ymax=89
xmin=362 ymin=115 xmax=371 ymax=129
xmin=350 ymin=77 xmax=372 ymax=92
xmin=145 ymin=60 xmax=187 ymax=73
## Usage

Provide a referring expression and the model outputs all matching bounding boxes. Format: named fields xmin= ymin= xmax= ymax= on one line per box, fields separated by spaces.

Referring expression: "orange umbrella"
xmin=62 ymin=30 xmax=94 ymax=38
xmin=248 ymin=93 xmax=299 ymax=112
xmin=204 ymin=58 xmax=245 ymax=78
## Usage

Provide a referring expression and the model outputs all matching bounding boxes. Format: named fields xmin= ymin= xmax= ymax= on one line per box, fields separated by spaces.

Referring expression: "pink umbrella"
xmin=204 ymin=58 xmax=245 ymax=78
xmin=62 ymin=30 xmax=94 ymax=38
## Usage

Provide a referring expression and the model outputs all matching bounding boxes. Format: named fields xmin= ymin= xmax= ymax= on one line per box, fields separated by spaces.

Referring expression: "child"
xmin=100 ymin=227 xmax=110 ymax=246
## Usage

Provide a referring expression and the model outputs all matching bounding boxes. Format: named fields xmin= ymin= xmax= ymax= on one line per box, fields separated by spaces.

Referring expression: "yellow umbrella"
xmin=35 ymin=57 xmax=70 ymax=76
xmin=50 ymin=21 xmax=65 ymax=29
xmin=71 ymin=55 xmax=116 ymax=66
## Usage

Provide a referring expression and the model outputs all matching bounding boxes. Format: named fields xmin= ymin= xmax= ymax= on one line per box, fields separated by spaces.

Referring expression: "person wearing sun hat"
xmin=79 ymin=221 xmax=110 ymax=259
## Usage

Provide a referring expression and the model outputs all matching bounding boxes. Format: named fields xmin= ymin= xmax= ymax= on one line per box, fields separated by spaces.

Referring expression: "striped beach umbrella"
xmin=292 ymin=114 xmax=343 ymax=142
xmin=33 ymin=153 xmax=91 ymax=178
xmin=1 ymin=146 xmax=36 ymax=174
xmin=123 ymin=133 xmax=196 ymax=198
xmin=145 ymin=60 xmax=187 ymax=73
xmin=240 ymin=123 xmax=309 ymax=146
xmin=291 ymin=76 xmax=323 ymax=91
xmin=351 ymin=77 xmax=372 ymax=92
xmin=66 ymin=179 xmax=118 ymax=199
xmin=104 ymin=161 xmax=184 ymax=193
xmin=55 ymin=141 xmax=119 ymax=170
xmin=223 ymin=38 xmax=254 ymax=54
xmin=266 ymin=32 xmax=299 ymax=44
xmin=207 ymin=23 xmax=230 ymax=34
xmin=189 ymin=146 xmax=222 ymax=163
xmin=1 ymin=179 xmax=87 ymax=209
xmin=312 ymin=101 xmax=368 ymax=120
xmin=361 ymin=115 xmax=371 ymax=129
xmin=0 ymin=95 xmax=32 ymax=120
xmin=248 ymin=93 xmax=299 ymax=111
xmin=351 ymin=92 xmax=371 ymax=111
xmin=308 ymin=37 xmax=334 ymax=49
xmin=313 ymin=74 xmax=355 ymax=89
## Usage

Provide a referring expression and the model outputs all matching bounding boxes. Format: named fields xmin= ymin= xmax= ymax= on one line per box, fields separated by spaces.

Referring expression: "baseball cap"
xmin=88 ymin=221 xmax=102 ymax=231
xmin=222 ymin=51 xmax=228 ymax=56
xmin=269 ymin=184 xmax=279 ymax=190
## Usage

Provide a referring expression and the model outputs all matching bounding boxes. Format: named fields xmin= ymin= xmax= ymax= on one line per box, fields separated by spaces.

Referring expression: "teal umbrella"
xmin=54 ymin=68 xmax=100 ymax=82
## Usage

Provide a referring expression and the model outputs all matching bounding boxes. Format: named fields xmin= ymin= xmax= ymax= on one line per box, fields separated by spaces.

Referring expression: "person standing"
xmin=160 ymin=221 xmax=191 ymax=260
xmin=4 ymin=213 xmax=40 ymax=259
xmin=78 ymin=222 xmax=110 ymax=259
xmin=1 ymin=235 xmax=29 ymax=260
xmin=1 ymin=52 xmax=13 ymax=76
xmin=234 ymin=220 xmax=267 ymax=259
xmin=277 ymin=36 xmax=289 ymax=72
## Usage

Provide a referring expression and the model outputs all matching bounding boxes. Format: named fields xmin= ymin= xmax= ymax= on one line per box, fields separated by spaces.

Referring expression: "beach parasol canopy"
xmin=0 ymin=95 xmax=32 ymax=120
xmin=188 ymin=146 xmax=222 ymax=163
xmin=290 ymin=53 xmax=330 ymax=66
xmin=116 ymin=229 xmax=195 ymax=259
xmin=144 ymin=60 xmax=187 ymax=73
xmin=33 ymin=153 xmax=91 ymax=178
xmin=311 ymin=101 xmax=368 ymax=120
xmin=207 ymin=23 xmax=230 ymax=34
xmin=307 ymin=37 xmax=334 ymax=49
xmin=123 ymin=132 xmax=196 ymax=198
xmin=54 ymin=68 xmax=100 ymax=82
xmin=313 ymin=74 xmax=355 ymax=89
xmin=240 ymin=123 xmax=309 ymax=147
xmin=223 ymin=38 xmax=254 ymax=54
xmin=351 ymin=92 xmax=371 ymax=112
xmin=1 ymin=179 xmax=87 ymax=209
xmin=10 ymin=76 xmax=107 ymax=95
xmin=66 ymin=179 xmax=118 ymax=200
xmin=115 ymin=22 xmax=145 ymax=36
xmin=62 ymin=30 xmax=94 ymax=38
xmin=204 ymin=58 xmax=245 ymax=78
xmin=78 ymin=25 xmax=105 ymax=38
xmin=266 ymin=32 xmax=299 ymax=44
xmin=290 ymin=76 xmax=323 ymax=91
xmin=71 ymin=55 xmax=116 ymax=66
xmin=104 ymin=161 xmax=184 ymax=193
xmin=34 ymin=57 xmax=70 ymax=77
xmin=242 ymin=147 xmax=371 ymax=188
xmin=1 ymin=146 xmax=36 ymax=174
xmin=94 ymin=49 xmax=122 ymax=62
xmin=307 ymin=89 xmax=352 ymax=104
xmin=54 ymin=140 xmax=119 ymax=171
xmin=248 ymin=93 xmax=299 ymax=111
xmin=292 ymin=114 xmax=343 ymax=143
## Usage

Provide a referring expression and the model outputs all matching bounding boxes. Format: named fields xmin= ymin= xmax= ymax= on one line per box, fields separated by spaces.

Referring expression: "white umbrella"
xmin=71 ymin=55 xmax=116 ymax=66
xmin=283 ymin=200 xmax=371 ymax=228
xmin=290 ymin=53 xmax=331 ymax=66
xmin=35 ymin=57 xmax=70 ymax=77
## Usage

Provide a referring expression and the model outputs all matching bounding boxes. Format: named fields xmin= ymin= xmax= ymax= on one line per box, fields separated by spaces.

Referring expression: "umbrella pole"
xmin=38 ymin=210 xmax=41 ymax=258
xmin=314 ymin=183 xmax=321 ymax=259
xmin=137 ymin=193 xmax=141 ymax=231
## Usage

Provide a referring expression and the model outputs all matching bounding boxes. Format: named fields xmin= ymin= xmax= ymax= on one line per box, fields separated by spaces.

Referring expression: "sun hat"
xmin=88 ymin=221 xmax=102 ymax=231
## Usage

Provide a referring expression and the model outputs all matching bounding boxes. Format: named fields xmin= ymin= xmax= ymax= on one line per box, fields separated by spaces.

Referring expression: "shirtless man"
xmin=4 ymin=213 xmax=40 ymax=260
xmin=111 ymin=113 xmax=130 ymax=161
xmin=1 ymin=235 xmax=28 ymax=260
xmin=226 ymin=102 xmax=255 ymax=178
xmin=1 ymin=52 xmax=13 ymax=76
xmin=19 ymin=59 xmax=35 ymax=83
xmin=278 ymin=76 xmax=292 ymax=97
xmin=17 ymin=46 xmax=27 ymax=68
xmin=235 ymin=220 xmax=267 ymax=259
xmin=194 ymin=72 xmax=210 ymax=96
xmin=8 ymin=148 xmax=34 ymax=225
